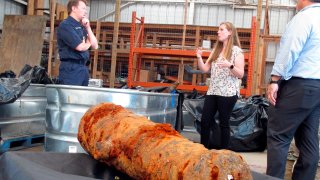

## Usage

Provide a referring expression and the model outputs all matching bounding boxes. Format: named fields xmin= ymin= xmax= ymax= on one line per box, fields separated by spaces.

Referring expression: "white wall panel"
xmin=0 ymin=0 xmax=71 ymax=29
xmin=206 ymin=6 xmax=218 ymax=26
xmin=43 ymin=0 xmax=68 ymax=10
xmin=216 ymin=6 xmax=226 ymax=25
xmin=243 ymin=10 xmax=254 ymax=27
xmin=194 ymin=5 xmax=256 ymax=28
xmin=225 ymin=7 xmax=234 ymax=22
xmin=88 ymin=0 xmax=295 ymax=34
xmin=0 ymin=0 xmax=25 ymax=29
xmin=127 ymin=4 xmax=136 ymax=21
xmin=175 ymin=4 xmax=184 ymax=24
xmin=234 ymin=9 xmax=245 ymax=27
xmin=158 ymin=3 xmax=168 ymax=24
xmin=90 ymin=0 xmax=187 ymax=24
xmin=269 ymin=8 xmax=294 ymax=34
xmin=252 ymin=0 xmax=296 ymax=6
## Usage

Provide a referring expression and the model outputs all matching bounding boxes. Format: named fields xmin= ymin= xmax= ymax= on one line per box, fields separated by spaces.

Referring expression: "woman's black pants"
xmin=200 ymin=94 xmax=238 ymax=149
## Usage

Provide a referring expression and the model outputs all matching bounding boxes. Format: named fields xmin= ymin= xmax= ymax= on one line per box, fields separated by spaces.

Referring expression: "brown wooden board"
xmin=0 ymin=15 xmax=46 ymax=75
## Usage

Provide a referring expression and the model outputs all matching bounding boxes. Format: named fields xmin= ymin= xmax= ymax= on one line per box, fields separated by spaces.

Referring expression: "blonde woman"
xmin=196 ymin=22 xmax=244 ymax=149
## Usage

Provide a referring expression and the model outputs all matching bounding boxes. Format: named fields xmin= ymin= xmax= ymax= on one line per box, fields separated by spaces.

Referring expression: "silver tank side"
xmin=0 ymin=84 xmax=46 ymax=140
xmin=45 ymin=85 xmax=178 ymax=153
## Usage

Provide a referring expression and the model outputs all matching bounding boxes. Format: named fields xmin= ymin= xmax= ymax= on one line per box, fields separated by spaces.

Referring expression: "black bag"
xmin=0 ymin=64 xmax=58 ymax=104
xmin=0 ymin=69 xmax=32 ymax=104
xmin=184 ymin=94 xmax=269 ymax=152
xmin=19 ymin=64 xmax=53 ymax=84
xmin=0 ymin=70 xmax=16 ymax=78
xmin=228 ymin=96 xmax=269 ymax=151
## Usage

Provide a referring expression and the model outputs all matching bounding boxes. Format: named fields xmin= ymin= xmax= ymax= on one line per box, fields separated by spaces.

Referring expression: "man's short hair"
xmin=67 ymin=0 xmax=88 ymax=15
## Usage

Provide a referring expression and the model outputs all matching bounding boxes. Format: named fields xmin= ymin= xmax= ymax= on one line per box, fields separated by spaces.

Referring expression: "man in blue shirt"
xmin=267 ymin=0 xmax=320 ymax=179
xmin=57 ymin=0 xmax=98 ymax=86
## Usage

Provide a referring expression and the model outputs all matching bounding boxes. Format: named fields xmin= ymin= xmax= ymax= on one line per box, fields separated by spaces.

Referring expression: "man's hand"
xmin=81 ymin=18 xmax=90 ymax=29
xmin=267 ymin=83 xmax=279 ymax=106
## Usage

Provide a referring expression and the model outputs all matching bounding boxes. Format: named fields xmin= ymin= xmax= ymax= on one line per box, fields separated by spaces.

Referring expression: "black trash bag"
xmin=0 ymin=70 xmax=16 ymax=78
xmin=0 ymin=69 xmax=32 ymax=104
xmin=19 ymin=64 xmax=33 ymax=77
xmin=19 ymin=64 xmax=54 ymax=84
xmin=175 ymin=91 xmax=184 ymax=132
xmin=183 ymin=97 xmax=205 ymax=131
xmin=184 ymin=94 xmax=269 ymax=152
xmin=228 ymin=96 xmax=269 ymax=152
xmin=185 ymin=88 xmax=201 ymax=99
xmin=32 ymin=65 xmax=51 ymax=84
xmin=137 ymin=86 xmax=168 ymax=92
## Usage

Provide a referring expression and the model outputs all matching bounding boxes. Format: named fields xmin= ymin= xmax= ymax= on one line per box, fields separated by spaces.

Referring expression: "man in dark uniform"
xmin=57 ymin=0 xmax=98 ymax=86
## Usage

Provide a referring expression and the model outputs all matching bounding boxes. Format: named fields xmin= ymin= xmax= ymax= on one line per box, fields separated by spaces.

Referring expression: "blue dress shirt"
xmin=271 ymin=4 xmax=320 ymax=80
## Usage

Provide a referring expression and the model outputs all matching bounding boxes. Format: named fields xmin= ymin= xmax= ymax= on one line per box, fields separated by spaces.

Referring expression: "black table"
xmin=0 ymin=151 xmax=279 ymax=180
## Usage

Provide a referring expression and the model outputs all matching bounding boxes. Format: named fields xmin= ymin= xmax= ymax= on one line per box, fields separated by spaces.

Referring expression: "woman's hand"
xmin=216 ymin=58 xmax=232 ymax=68
xmin=196 ymin=48 xmax=203 ymax=58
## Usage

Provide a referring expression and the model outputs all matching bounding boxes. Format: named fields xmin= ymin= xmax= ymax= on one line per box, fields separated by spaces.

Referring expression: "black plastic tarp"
xmin=19 ymin=64 xmax=54 ymax=84
xmin=183 ymin=95 xmax=269 ymax=152
xmin=0 ymin=152 xmax=130 ymax=180
xmin=0 ymin=151 xmax=280 ymax=180
xmin=0 ymin=69 xmax=32 ymax=105
xmin=0 ymin=65 xmax=56 ymax=105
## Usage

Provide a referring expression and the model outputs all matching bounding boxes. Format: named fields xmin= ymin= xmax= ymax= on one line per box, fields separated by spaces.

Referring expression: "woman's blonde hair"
xmin=207 ymin=22 xmax=241 ymax=63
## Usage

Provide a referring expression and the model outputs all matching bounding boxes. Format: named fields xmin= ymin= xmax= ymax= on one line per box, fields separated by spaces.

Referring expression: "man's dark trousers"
xmin=267 ymin=77 xmax=320 ymax=180
xmin=59 ymin=61 xmax=89 ymax=86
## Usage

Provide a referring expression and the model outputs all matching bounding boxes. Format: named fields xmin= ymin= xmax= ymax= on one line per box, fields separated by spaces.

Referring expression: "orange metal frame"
xmin=128 ymin=12 xmax=256 ymax=97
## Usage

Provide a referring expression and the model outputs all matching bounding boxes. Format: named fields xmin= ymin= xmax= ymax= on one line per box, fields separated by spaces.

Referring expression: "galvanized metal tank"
xmin=0 ymin=84 xmax=46 ymax=140
xmin=45 ymin=85 xmax=178 ymax=153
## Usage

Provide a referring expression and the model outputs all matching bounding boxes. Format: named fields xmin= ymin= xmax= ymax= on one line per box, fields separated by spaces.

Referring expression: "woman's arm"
xmin=215 ymin=52 xmax=244 ymax=78
xmin=230 ymin=53 xmax=244 ymax=78
xmin=196 ymin=48 xmax=212 ymax=73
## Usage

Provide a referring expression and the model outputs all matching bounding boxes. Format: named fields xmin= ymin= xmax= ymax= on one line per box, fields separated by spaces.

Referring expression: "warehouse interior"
xmin=0 ymin=0 xmax=319 ymax=179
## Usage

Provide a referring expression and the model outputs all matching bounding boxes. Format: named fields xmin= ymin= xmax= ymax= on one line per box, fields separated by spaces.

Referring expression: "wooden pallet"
xmin=0 ymin=134 xmax=44 ymax=153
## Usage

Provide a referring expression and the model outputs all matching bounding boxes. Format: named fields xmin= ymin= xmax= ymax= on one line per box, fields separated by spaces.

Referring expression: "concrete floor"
xmin=14 ymin=130 xmax=320 ymax=180
xmin=180 ymin=129 xmax=320 ymax=180
xmin=180 ymin=129 xmax=269 ymax=174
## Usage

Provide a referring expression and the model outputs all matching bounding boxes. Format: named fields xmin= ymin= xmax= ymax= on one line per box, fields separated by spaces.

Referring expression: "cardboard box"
xmin=134 ymin=69 xmax=155 ymax=82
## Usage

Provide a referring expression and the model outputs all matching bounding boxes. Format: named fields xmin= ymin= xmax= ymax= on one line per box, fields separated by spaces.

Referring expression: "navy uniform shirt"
xmin=57 ymin=16 xmax=89 ymax=61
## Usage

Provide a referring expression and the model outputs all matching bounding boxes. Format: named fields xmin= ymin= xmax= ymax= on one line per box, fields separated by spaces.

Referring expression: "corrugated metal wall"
xmin=194 ymin=4 xmax=255 ymax=28
xmin=89 ymin=0 xmax=296 ymax=35
xmin=43 ymin=0 xmax=68 ymax=9
xmin=0 ymin=0 xmax=69 ymax=29
xmin=0 ymin=0 xmax=297 ymax=34
xmin=0 ymin=0 xmax=25 ymax=29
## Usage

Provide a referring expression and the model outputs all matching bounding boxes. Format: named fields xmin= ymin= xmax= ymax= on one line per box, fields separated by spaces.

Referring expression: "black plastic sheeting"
xmin=0 ymin=65 xmax=56 ymax=105
xmin=19 ymin=64 xmax=56 ymax=84
xmin=174 ymin=92 xmax=184 ymax=132
xmin=0 ymin=70 xmax=16 ymax=78
xmin=0 ymin=68 xmax=32 ymax=105
xmin=0 ymin=151 xmax=280 ymax=180
xmin=0 ymin=152 xmax=130 ymax=180
xmin=183 ymin=94 xmax=269 ymax=152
